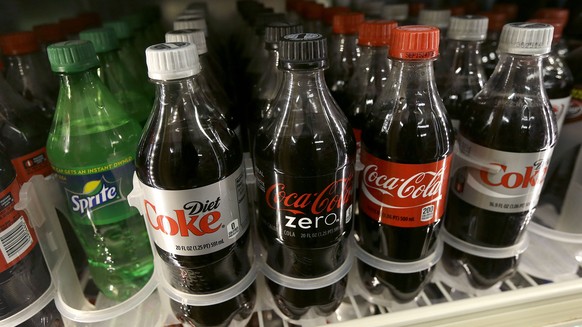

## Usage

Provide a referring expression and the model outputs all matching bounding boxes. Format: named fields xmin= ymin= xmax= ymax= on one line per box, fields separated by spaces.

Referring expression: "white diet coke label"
xmin=451 ymin=136 xmax=554 ymax=213
xmin=139 ymin=165 xmax=249 ymax=256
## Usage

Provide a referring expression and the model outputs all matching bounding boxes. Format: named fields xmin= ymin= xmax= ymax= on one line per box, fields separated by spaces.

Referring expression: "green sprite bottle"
xmin=79 ymin=27 xmax=152 ymax=126
xmin=46 ymin=40 xmax=153 ymax=301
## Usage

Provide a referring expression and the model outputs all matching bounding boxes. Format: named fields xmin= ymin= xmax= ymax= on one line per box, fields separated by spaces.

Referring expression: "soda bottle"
xmin=356 ymin=26 xmax=454 ymax=302
xmin=254 ymin=33 xmax=356 ymax=319
xmin=381 ymin=4 xmax=409 ymax=25
xmin=0 ymin=151 xmax=53 ymax=320
xmin=343 ymin=20 xmax=397 ymax=147
xmin=247 ymin=21 xmax=303 ymax=149
xmin=479 ymin=11 xmax=507 ymax=78
xmin=0 ymin=31 xmax=58 ymax=120
xmin=443 ymin=23 xmax=557 ymax=288
xmin=326 ymin=12 xmax=364 ymax=110
xmin=79 ymin=27 xmax=152 ymax=126
xmin=440 ymin=15 xmax=488 ymax=132
xmin=418 ymin=9 xmax=452 ymax=89
xmin=135 ymin=42 xmax=255 ymax=327
xmin=46 ymin=40 xmax=154 ymax=301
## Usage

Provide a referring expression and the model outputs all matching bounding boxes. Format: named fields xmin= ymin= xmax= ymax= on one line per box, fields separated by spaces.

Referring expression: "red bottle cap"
xmin=323 ymin=6 xmax=350 ymax=26
xmin=77 ymin=12 xmax=102 ymax=28
xmin=389 ymin=25 xmax=439 ymax=60
xmin=60 ymin=17 xmax=89 ymax=37
xmin=449 ymin=5 xmax=466 ymax=16
xmin=0 ymin=31 xmax=40 ymax=55
xmin=492 ymin=3 xmax=518 ymax=21
xmin=304 ymin=2 xmax=324 ymax=20
xmin=479 ymin=11 xmax=507 ymax=32
xmin=332 ymin=12 xmax=365 ymax=34
xmin=33 ymin=23 xmax=65 ymax=45
xmin=534 ymin=8 xmax=569 ymax=24
xmin=528 ymin=18 xmax=564 ymax=43
xmin=358 ymin=20 xmax=398 ymax=46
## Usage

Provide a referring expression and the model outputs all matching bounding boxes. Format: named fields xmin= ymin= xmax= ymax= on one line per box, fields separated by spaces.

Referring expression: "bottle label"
xmin=53 ymin=157 xmax=136 ymax=225
xmin=452 ymin=135 xmax=553 ymax=213
xmin=255 ymin=166 xmax=354 ymax=246
xmin=0 ymin=179 xmax=39 ymax=272
xmin=359 ymin=150 xmax=452 ymax=228
xmin=11 ymin=147 xmax=53 ymax=184
xmin=138 ymin=165 xmax=249 ymax=256
xmin=550 ymin=95 xmax=571 ymax=131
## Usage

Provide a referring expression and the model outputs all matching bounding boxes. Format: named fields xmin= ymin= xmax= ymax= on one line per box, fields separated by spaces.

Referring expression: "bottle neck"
xmin=449 ymin=40 xmax=486 ymax=76
xmin=335 ymin=33 xmax=358 ymax=57
xmin=280 ymin=64 xmax=329 ymax=101
xmin=487 ymin=53 xmax=546 ymax=96
xmin=59 ymin=68 xmax=104 ymax=97
xmin=389 ymin=59 xmax=438 ymax=96
xmin=357 ymin=45 xmax=389 ymax=68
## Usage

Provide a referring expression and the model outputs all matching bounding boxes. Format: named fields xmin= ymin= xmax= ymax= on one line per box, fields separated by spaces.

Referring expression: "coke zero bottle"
xmin=443 ymin=23 xmax=557 ymax=288
xmin=254 ymin=33 xmax=356 ymax=319
xmin=356 ymin=25 xmax=454 ymax=302
xmin=135 ymin=42 xmax=255 ymax=327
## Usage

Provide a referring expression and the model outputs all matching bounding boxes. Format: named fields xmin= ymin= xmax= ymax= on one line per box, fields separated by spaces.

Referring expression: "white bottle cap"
xmin=382 ymin=4 xmax=409 ymax=21
xmin=165 ymin=29 xmax=207 ymax=54
xmin=497 ymin=22 xmax=553 ymax=55
xmin=418 ymin=9 xmax=451 ymax=29
xmin=173 ymin=17 xmax=208 ymax=36
xmin=448 ymin=15 xmax=488 ymax=41
xmin=146 ymin=42 xmax=201 ymax=80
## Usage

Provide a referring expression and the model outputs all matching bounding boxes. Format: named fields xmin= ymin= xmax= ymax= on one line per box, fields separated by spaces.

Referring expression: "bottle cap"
xmin=79 ymin=27 xmax=119 ymax=53
xmin=358 ymin=20 xmax=398 ymax=47
xmin=253 ymin=13 xmax=287 ymax=36
xmin=527 ymin=18 xmax=564 ymax=43
xmin=279 ymin=33 xmax=326 ymax=62
xmin=479 ymin=11 xmax=507 ymax=32
xmin=47 ymin=40 xmax=100 ymax=73
xmin=103 ymin=20 xmax=132 ymax=40
xmin=323 ymin=6 xmax=350 ymax=26
xmin=303 ymin=2 xmax=324 ymax=21
xmin=182 ymin=8 xmax=206 ymax=17
xmin=59 ymin=17 xmax=89 ymax=37
xmin=178 ymin=13 xmax=204 ymax=21
xmin=492 ymin=3 xmax=518 ymax=21
xmin=448 ymin=15 xmax=488 ymax=41
xmin=33 ymin=23 xmax=66 ymax=46
xmin=165 ymin=29 xmax=207 ymax=54
xmin=382 ymin=4 xmax=409 ymax=21
xmin=0 ymin=31 xmax=41 ymax=55
xmin=418 ymin=9 xmax=451 ymax=29
xmin=497 ymin=22 xmax=553 ymax=55
xmin=332 ymin=12 xmax=365 ymax=34
xmin=265 ymin=21 xmax=303 ymax=45
xmin=146 ymin=42 xmax=201 ymax=80
xmin=534 ymin=8 xmax=569 ymax=24
xmin=389 ymin=25 xmax=440 ymax=60
xmin=173 ymin=17 xmax=208 ymax=35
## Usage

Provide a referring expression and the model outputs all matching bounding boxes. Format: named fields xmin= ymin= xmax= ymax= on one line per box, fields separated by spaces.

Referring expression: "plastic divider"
xmin=440 ymin=227 xmax=528 ymax=259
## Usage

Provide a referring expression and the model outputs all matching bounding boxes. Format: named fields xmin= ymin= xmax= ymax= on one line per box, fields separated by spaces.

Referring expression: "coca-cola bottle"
xmin=135 ymin=42 xmax=255 ymax=327
xmin=254 ymin=33 xmax=356 ymax=319
xmin=343 ymin=20 xmax=396 ymax=146
xmin=443 ymin=23 xmax=557 ymax=288
xmin=356 ymin=25 xmax=454 ymax=302
xmin=440 ymin=15 xmax=488 ymax=132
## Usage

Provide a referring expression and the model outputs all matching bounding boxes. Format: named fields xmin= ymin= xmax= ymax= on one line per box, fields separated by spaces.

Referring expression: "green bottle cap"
xmin=79 ymin=27 xmax=119 ymax=53
xmin=103 ymin=20 xmax=132 ymax=40
xmin=47 ymin=40 xmax=100 ymax=73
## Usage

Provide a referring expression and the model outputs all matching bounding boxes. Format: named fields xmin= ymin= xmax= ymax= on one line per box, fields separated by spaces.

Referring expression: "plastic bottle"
xmin=254 ymin=33 xmax=356 ymax=319
xmin=46 ymin=40 xmax=154 ymax=301
xmin=247 ymin=21 xmax=303 ymax=151
xmin=479 ymin=11 xmax=507 ymax=78
xmin=135 ymin=42 xmax=255 ymax=327
xmin=326 ymin=12 xmax=365 ymax=111
xmin=80 ymin=27 xmax=152 ymax=126
xmin=356 ymin=25 xmax=454 ymax=302
xmin=0 ymin=31 xmax=58 ymax=120
xmin=443 ymin=23 xmax=557 ymax=288
xmin=418 ymin=9 xmax=452 ymax=89
xmin=343 ymin=20 xmax=397 ymax=147
xmin=440 ymin=15 xmax=488 ymax=132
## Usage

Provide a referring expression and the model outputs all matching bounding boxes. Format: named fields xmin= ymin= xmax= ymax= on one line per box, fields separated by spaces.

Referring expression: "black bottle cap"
xmin=279 ymin=33 xmax=327 ymax=63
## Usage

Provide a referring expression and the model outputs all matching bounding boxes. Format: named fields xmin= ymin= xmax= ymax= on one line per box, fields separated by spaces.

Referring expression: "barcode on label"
xmin=421 ymin=205 xmax=435 ymax=222
xmin=0 ymin=216 xmax=33 ymax=263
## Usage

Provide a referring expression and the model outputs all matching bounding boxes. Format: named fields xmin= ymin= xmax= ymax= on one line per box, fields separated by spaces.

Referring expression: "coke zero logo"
xmin=144 ymin=198 xmax=222 ymax=236
xmin=480 ymin=159 xmax=548 ymax=189
xmin=265 ymin=176 xmax=353 ymax=215
xmin=362 ymin=165 xmax=445 ymax=200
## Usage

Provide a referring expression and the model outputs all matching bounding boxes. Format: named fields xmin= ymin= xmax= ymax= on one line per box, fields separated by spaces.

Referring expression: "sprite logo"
xmin=69 ymin=179 xmax=120 ymax=215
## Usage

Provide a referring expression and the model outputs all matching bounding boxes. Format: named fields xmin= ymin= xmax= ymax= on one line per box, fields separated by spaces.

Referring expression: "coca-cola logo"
xmin=480 ymin=159 xmax=548 ymax=189
xmin=362 ymin=164 xmax=446 ymax=204
xmin=144 ymin=197 xmax=223 ymax=236
xmin=265 ymin=175 xmax=353 ymax=215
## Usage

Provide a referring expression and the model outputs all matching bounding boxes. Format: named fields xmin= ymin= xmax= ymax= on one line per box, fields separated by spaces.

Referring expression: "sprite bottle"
xmin=46 ymin=40 xmax=153 ymax=301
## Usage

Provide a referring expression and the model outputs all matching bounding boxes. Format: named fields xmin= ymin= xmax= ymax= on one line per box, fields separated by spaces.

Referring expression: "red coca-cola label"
xmin=11 ymin=147 xmax=53 ymax=184
xmin=359 ymin=150 xmax=452 ymax=228
xmin=0 ymin=179 xmax=39 ymax=272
